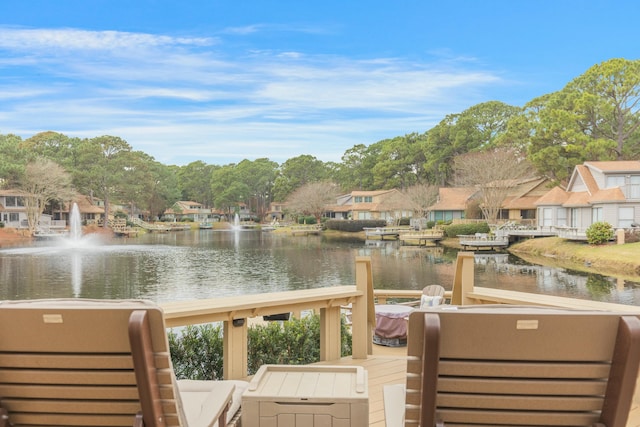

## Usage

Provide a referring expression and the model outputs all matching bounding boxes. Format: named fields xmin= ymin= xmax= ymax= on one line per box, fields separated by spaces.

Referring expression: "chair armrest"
xmin=383 ymin=384 xmax=406 ymax=427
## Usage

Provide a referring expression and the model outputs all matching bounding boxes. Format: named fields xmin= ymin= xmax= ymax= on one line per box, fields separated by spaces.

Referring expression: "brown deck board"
xmin=315 ymin=344 xmax=407 ymax=427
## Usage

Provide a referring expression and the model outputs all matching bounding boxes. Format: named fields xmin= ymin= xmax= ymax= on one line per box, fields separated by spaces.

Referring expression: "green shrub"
xmin=444 ymin=222 xmax=490 ymax=237
xmin=325 ymin=219 xmax=387 ymax=232
xmin=169 ymin=314 xmax=353 ymax=379
xmin=398 ymin=217 xmax=410 ymax=226
xmin=297 ymin=216 xmax=317 ymax=225
xmin=0 ymin=222 xmax=4 ymax=228
xmin=169 ymin=324 xmax=224 ymax=380
xmin=426 ymin=221 xmax=436 ymax=229
xmin=586 ymin=221 xmax=614 ymax=245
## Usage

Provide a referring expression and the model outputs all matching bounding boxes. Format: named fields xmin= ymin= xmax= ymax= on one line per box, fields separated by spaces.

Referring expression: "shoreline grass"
xmin=509 ymin=237 xmax=640 ymax=279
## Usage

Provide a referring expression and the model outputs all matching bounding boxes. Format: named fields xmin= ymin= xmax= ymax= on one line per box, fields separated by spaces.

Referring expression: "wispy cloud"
xmin=0 ymin=27 xmax=215 ymax=51
xmin=0 ymin=26 xmax=505 ymax=165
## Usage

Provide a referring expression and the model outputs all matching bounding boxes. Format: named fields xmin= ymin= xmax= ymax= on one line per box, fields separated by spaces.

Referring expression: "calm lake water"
xmin=1 ymin=229 xmax=639 ymax=306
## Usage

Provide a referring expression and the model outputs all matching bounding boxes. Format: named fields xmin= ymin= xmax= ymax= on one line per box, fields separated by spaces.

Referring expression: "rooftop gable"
xmin=584 ymin=160 xmax=640 ymax=173
xmin=429 ymin=187 xmax=477 ymax=211
xmin=535 ymin=186 xmax=570 ymax=206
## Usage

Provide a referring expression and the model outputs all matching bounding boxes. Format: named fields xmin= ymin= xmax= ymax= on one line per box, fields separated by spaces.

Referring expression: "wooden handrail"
xmin=159 ymin=251 xmax=640 ymax=380
xmin=160 ymin=276 xmax=370 ymax=379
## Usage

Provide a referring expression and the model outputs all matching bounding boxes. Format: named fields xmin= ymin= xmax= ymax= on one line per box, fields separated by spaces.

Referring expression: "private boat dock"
xmin=398 ymin=229 xmax=444 ymax=246
xmin=290 ymin=224 xmax=322 ymax=235
xmin=458 ymin=232 xmax=510 ymax=250
xmin=159 ymin=253 xmax=640 ymax=427
xmin=363 ymin=226 xmax=411 ymax=240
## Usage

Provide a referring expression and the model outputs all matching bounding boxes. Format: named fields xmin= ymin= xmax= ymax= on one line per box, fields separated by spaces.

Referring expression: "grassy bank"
xmin=509 ymin=237 xmax=640 ymax=278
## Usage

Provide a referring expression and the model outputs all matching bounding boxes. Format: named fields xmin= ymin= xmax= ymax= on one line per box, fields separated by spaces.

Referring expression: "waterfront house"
xmin=500 ymin=177 xmax=550 ymax=226
xmin=427 ymin=177 xmax=550 ymax=227
xmin=55 ymin=195 xmax=106 ymax=225
xmin=163 ymin=200 xmax=214 ymax=222
xmin=427 ymin=187 xmax=478 ymax=222
xmin=0 ymin=189 xmax=28 ymax=228
xmin=325 ymin=189 xmax=415 ymax=223
xmin=265 ymin=201 xmax=287 ymax=221
xmin=536 ymin=161 xmax=640 ymax=231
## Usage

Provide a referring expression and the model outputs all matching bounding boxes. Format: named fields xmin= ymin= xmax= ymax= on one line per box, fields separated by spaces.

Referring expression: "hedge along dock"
xmin=398 ymin=229 xmax=444 ymax=246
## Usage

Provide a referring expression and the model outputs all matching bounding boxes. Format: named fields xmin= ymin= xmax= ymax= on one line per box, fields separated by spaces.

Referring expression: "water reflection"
xmin=0 ymin=231 xmax=639 ymax=306
xmin=471 ymin=252 xmax=640 ymax=305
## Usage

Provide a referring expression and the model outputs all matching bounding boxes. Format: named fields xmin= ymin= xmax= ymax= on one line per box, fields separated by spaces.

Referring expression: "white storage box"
xmin=242 ymin=364 xmax=368 ymax=427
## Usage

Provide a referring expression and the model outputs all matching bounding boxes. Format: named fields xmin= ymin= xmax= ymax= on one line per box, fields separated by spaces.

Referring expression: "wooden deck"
xmin=315 ymin=345 xmax=407 ymax=427
xmin=162 ymin=252 xmax=640 ymax=427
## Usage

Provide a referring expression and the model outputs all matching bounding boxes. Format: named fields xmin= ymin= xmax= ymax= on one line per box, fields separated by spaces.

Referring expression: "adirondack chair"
xmin=0 ymin=299 xmax=247 ymax=427
xmin=384 ymin=306 xmax=640 ymax=427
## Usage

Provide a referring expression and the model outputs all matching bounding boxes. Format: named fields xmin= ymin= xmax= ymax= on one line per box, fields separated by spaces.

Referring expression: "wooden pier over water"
xmin=398 ymin=229 xmax=444 ymax=246
xmin=363 ymin=226 xmax=411 ymax=240
xmin=458 ymin=232 xmax=509 ymax=250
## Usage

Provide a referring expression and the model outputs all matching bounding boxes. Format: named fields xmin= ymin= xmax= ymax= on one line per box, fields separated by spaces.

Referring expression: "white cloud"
xmin=0 ymin=26 xmax=507 ymax=165
xmin=0 ymin=27 xmax=215 ymax=51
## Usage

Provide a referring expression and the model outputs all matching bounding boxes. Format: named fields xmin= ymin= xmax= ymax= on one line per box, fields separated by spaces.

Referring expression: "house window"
xmin=364 ymin=196 xmax=373 ymax=203
xmin=5 ymin=196 xmax=24 ymax=207
xmin=606 ymin=175 xmax=625 ymax=188
xmin=9 ymin=213 xmax=19 ymax=222
xmin=619 ymin=207 xmax=635 ymax=228
xmin=630 ymin=176 xmax=640 ymax=199
xmin=571 ymin=208 xmax=579 ymax=228
xmin=592 ymin=207 xmax=603 ymax=223
xmin=354 ymin=196 xmax=362 ymax=203
xmin=542 ymin=208 xmax=553 ymax=227
xmin=556 ymin=208 xmax=567 ymax=227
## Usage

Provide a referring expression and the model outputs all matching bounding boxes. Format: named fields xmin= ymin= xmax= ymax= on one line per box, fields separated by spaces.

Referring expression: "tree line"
xmin=1 ymin=58 xmax=639 ymax=230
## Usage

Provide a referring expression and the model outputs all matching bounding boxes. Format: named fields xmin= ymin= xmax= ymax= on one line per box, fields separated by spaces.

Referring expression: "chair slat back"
xmin=405 ymin=306 xmax=640 ymax=427
xmin=0 ymin=299 xmax=182 ymax=427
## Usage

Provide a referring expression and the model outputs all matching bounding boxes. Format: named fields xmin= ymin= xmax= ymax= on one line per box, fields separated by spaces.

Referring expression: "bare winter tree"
xmin=403 ymin=183 xmax=439 ymax=219
xmin=285 ymin=181 xmax=340 ymax=223
xmin=19 ymin=158 xmax=76 ymax=235
xmin=453 ymin=148 xmax=535 ymax=224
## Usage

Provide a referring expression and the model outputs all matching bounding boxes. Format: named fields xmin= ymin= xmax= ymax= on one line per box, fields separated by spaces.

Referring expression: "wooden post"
xmin=450 ymin=251 xmax=475 ymax=306
xmin=320 ymin=306 xmax=342 ymax=361
xmin=352 ymin=256 xmax=373 ymax=359
xmin=223 ymin=318 xmax=248 ymax=379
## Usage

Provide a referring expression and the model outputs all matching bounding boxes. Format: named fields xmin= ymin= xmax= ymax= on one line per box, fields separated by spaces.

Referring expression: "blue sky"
xmin=0 ymin=1 xmax=637 ymax=166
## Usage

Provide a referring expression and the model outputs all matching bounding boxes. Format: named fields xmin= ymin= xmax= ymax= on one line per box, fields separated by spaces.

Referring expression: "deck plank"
xmin=315 ymin=344 xmax=407 ymax=427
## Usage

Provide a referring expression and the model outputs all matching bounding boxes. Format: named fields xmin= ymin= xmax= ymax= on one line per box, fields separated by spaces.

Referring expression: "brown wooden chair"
xmin=0 ymin=299 xmax=245 ymax=427
xmin=384 ymin=305 xmax=640 ymax=427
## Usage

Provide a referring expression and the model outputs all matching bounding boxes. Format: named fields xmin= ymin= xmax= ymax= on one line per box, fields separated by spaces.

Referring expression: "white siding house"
xmin=536 ymin=161 xmax=640 ymax=232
